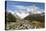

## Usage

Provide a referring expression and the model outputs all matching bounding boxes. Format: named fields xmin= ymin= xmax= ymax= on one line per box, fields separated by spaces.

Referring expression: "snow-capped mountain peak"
xmin=7 ymin=10 xmax=15 ymax=14
xmin=7 ymin=6 xmax=44 ymax=19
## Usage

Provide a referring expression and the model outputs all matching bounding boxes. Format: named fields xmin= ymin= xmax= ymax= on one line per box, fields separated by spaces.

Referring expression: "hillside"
xmin=24 ymin=14 xmax=45 ymax=22
xmin=5 ymin=11 xmax=45 ymax=30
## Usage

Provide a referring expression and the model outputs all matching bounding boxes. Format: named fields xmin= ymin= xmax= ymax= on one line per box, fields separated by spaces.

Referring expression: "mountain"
xmin=24 ymin=14 xmax=45 ymax=22
xmin=14 ymin=9 xmax=44 ymax=19
xmin=6 ymin=8 xmax=45 ymax=23
xmin=6 ymin=11 xmax=16 ymax=22
xmin=7 ymin=6 xmax=45 ymax=19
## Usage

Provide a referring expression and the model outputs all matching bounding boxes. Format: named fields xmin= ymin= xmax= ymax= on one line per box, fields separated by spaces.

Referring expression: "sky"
xmin=5 ymin=1 xmax=45 ymax=12
xmin=5 ymin=1 xmax=45 ymax=19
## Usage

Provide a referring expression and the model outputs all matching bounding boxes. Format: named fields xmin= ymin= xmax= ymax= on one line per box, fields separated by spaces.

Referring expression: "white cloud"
xmin=29 ymin=6 xmax=44 ymax=14
xmin=15 ymin=5 xmax=32 ymax=9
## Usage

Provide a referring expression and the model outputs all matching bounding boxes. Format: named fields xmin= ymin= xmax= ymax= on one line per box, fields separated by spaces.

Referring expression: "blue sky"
xmin=6 ymin=1 xmax=44 ymax=11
